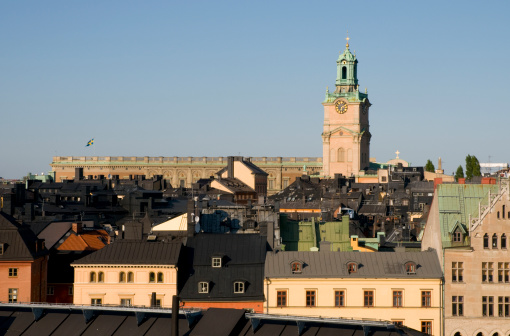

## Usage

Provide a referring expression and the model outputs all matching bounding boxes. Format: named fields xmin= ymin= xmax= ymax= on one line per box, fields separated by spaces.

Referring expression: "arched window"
xmin=454 ymin=332 xmax=462 ymax=336
xmin=342 ymin=66 xmax=347 ymax=79
xmin=483 ymin=233 xmax=489 ymax=249
xmin=291 ymin=262 xmax=302 ymax=274
xmin=405 ymin=262 xmax=416 ymax=274
xmin=493 ymin=234 xmax=498 ymax=248
xmin=127 ymin=272 xmax=134 ymax=283
xmin=338 ymin=148 xmax=345 ymax=162
xmin=119 ymin=272 xmax=126 ymax=283
xmin=502 ymin=234 xmax=507 ymax=249
xmin=503 ymin=205 xmax=506 ymax=219
xmin=98 ymin=272 xmax=104 ymax=283
xmin=90 ymin=272 xmax=96 ymax=283
xmin=347 ymin=262 xmax=357 ymax=274
xmin=149 ymin=272 xmax=155 ymax=283
xmin=157 ymin=272 xmax=164 ymax=283
xmin=476 ymin=332 xmax=483 ymax=336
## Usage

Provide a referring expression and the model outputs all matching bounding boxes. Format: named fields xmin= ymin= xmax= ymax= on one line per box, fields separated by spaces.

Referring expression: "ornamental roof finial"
xmin=346 ymin=30 xmax=350 ymax=48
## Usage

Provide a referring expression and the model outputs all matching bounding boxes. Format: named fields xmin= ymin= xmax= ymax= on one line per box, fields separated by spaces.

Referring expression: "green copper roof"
xmin=337 ymin=45 xmax=356 ymax=62
xmin=437 ymin=184 xmax=498 ymax=248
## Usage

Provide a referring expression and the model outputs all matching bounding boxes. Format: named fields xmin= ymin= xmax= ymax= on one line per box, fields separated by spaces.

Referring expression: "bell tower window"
xmin=342 ymin=66 xmax=347 ymax=80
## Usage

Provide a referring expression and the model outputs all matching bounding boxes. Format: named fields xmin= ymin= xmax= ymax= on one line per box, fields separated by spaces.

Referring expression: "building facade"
xmin=264 ymin=251 xmax=442 ymax=335
xmin=322 ymin=38 xmax=371 ymax=178
xmin=423 ymin=178 xmax=510 ymax=336
xmin=72 ymin=240 xmax=181 ymax=308
xmin=50 ymin=156 xmax=322 ymax=195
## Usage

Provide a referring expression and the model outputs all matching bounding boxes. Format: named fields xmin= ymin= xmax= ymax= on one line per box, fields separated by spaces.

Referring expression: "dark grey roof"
xmin=0 ymin=304 xmax=427 ymax=336
xmin=215 ymin=178 xmax=255 ymax=193
xmin=180 ymin=234 xmax=267 ymax=302
xmin=265 ymin=251 xmax=442 ymax=278
xmin=72 ymin=240 xmax=181 ymax=265
xmin=358 ymin=204 xmax=387 ymax=215
xmin=0 ymin=212 xmax=47 ymax=261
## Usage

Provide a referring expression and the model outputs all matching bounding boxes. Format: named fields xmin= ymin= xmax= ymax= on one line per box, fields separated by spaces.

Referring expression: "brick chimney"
xmin=72 ymin=222 xmax=82 ymax=233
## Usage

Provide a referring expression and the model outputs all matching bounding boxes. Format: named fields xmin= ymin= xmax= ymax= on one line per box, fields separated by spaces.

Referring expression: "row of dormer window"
xmin=89 ymin=271 xmax=164 ymax=283
xmin=289 ymin=261 xmax=417 ymax=275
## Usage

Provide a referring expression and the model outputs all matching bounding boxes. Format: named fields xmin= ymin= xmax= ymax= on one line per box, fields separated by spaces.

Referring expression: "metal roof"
xmin=265 ymin=250 xmax=442 ymax=279
xmin=72 ymin=240 xmax=181 ymax=265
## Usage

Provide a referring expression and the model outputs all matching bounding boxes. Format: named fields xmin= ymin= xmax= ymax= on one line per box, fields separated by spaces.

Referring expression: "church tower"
xmin=322 ymin=36 xmax=371 ymax=177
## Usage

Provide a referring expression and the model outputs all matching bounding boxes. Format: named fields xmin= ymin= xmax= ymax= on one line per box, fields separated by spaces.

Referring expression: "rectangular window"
xmin=452 ymin=262 xmax=464 ymax=282
xmin=393 ymin=321 xmax=404 ymax=327
xmin=155 ymin=299 xmax=162 ymax=307
xmin=198 ymin=282 xmax=209 ymax=293
xmin=483 ymin=296 xmax=494 ymax=316
xmin=421 ymin=291 xmax=431 ymax=307
xmin=47 ymin=286 xmax=54 ymax=295
xmin=0 ymin=243 xmax=4 ymax=255
xmin=68 ymin=286 xmax=73 ymax=296
xmin=334 ymin=290 xmax=345 ymax=307
xmin=234 ymin=281 xmax=245 ymax=294
xmin=393 ymin=290 xmax=403 ymax=307
xmin=212 ymin=257 xmax=222 ymax=268
xmin=482 ymin=262 xmax=494 ymax=282
xmin=277 ymin=290 xmax=287 ymax=307
xmin=421 ymin=321 xmax=432 ymax=335
xmin=8 ymin=288 xmax=18 ymax=303
xmin=452 ymin=296 xmax=463 ymax=316
xmin=306 ymin=290 xmax=316 ymax=307
xmin=364 ymin=290 xmax=374 ymax=307
xmin=91 ymin=298 xmax=102 ymax=306
xmin=120 ymin=298 xmax=132 ymax=306
xmin=453 ymin=232 xmax=462 ymax=242
xmin=8 ymin=268 xmax=18 ymax=277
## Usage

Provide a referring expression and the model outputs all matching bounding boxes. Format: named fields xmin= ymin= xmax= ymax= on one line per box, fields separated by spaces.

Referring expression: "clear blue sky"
xmin=1 ymin=1 xmax=509 ymax=179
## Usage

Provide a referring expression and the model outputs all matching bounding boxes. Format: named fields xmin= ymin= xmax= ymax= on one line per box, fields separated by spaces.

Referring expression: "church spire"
xmin=336 ymin=32 xmax=358 ymax=88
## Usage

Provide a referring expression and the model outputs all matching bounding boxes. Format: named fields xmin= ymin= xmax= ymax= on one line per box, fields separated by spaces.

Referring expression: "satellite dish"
xmin=195 ymin=222 xmax=200 ymax=233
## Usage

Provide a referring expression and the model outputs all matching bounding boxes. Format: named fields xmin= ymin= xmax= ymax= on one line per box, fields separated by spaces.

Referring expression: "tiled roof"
xmin=57 ymin=230 xmax=109 ymax=251
xmin=265 ymin=250 xmax=442 ymax=278
xmin=72 ymin=240 xmax=181 ymax=265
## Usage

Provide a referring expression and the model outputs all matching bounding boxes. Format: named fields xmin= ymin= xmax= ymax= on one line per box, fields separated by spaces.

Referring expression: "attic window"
xmin=212 ymin=257 xmax=222 ymax=268
xmin=291 ymin=262 xmax=302 ymax=274
xmin=234 ymin=281 xmax=245 ymax=293
xmin=405 ymin=262 xmax=416 ymax=275
xmin=0 ymin=243 xmax=4 ymax=255
xmin=347 ymin=262 xmax=358 ymax=274
xmin=198 ymin=282 xmax=209 ymax=293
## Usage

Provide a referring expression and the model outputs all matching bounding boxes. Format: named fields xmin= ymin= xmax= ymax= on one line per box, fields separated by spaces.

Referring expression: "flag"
xmin=86 ymin=138 xmax=94 ymax=147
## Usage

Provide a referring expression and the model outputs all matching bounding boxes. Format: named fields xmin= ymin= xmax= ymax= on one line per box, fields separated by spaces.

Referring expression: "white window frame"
xmin=198 ymin=282 xmax=209 ymax=293
xmin=212 ymin=257 xmax=222 ymax=268
xmin=234 ymin=281 xmax=245 ymax=294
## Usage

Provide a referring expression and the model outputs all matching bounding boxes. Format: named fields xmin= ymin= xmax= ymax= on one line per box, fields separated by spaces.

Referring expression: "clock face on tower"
xmin=335 ymin=100 xmax=348 ymax=114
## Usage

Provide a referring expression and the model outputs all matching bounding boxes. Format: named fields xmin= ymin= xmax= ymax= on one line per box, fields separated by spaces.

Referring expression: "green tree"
xmin=455 ymin=165 xmax=464 ymax=181
xmin=465 ymin=155 xmax=473 ymax=180
xmin=471 ymin=156 xmax=481 ymax=177
xmin=425 ymin=159 xmax=435 ymax=172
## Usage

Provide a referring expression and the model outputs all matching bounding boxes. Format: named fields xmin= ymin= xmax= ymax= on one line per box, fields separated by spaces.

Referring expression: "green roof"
xmin=437 ymin=184 xmax=498 ymax=247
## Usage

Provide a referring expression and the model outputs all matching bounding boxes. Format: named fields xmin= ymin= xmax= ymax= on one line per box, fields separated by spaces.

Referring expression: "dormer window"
xmin=405 ymin=262 xmax=416 ymax=275
xmin=234 ymin=281 xmax=245 ymax=293
xmin=198 ymin=282 xmax=209 ymax=293
xmin=291 ymin=262 xmax=302 ymax=274
xmin=347 ymin=262 xmax=357 ymax=274
xmin=212 ymin=257 xmax=222 ymax=268
xmin=0 ymin=243 xmax=4 ymax=255
xmin=453 ymin=230 xmax=462 ymax=242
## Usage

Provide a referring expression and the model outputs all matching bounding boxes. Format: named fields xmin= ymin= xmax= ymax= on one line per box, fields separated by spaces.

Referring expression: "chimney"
xmin=171 ymin=295 xmax=180 ymax=336
xmin=227 ymin=156 xmax=234 ymax=178
xmin=72 ymin=222 xmax=82 ymax=233
xmin=75 ymin=168 xmax=84 ymax=181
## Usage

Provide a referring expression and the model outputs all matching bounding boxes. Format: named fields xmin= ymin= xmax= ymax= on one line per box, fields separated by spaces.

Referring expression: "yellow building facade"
xmin=264 ymin=251 xmax=442 ymax=335
xmin=71 ymin=240 xmax=181 ymax=308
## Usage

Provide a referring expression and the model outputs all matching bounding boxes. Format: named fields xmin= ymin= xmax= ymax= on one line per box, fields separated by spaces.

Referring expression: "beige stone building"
xmin=264 ymin=251 xmax=442 ymax=335
xmin=422 ymin=179 xmax=510 ymax=336
xmin=72 ymin=240 xmax=181 ymax=308
xmin=50 ymin=156 xmax=322 ymax=195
